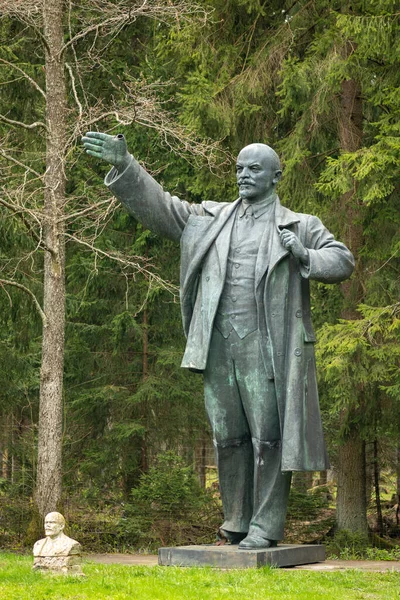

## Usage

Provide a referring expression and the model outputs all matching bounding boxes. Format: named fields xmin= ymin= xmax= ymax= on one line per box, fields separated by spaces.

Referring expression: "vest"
xmin=214 ymin=200 xmax=274 ymax=339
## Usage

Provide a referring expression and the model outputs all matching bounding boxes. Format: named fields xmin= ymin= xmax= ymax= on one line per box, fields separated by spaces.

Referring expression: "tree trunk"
xmin=365 ymin=442 xmax=374 ymax=510
xmin=35 ymin=0 xmax=67 ymax=518
xmin=336 ymin=437 xmax=368 ymax=534
xmin=396 ymin=446 xmax=400 ymax=526
xmin=2 ymin=448 xmax=9 ymax=481
xmin=335 ymin=42 xmax=368 ymax=536
xmin=1 ymin=413 xmax=9 ymax=480
xmin=373 ymin=439 xmax=383 ymax=536
xmin=196 ymin=434 xmax=207 ymax=489
xmin=140 ymin=307 xmax=149 ymax=473
xmin=10 ymin=416 xmax=15 ymax=484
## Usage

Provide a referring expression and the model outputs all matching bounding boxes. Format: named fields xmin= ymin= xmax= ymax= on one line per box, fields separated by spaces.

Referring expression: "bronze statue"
xmin=82 ymin=133 xmax=354 ymax=549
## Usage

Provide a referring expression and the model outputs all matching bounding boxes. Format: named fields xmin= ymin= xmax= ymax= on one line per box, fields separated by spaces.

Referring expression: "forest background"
xmin=0 ymin=0 xmax=399 ymax=555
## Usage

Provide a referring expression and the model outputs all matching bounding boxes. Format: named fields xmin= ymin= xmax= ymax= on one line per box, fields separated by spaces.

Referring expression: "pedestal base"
xmin=158 ymin=544 xmax=325 ymax=569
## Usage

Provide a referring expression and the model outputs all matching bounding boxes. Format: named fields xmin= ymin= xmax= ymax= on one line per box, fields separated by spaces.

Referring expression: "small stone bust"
xmin=33 ymin=512 xmax=84 ymax=575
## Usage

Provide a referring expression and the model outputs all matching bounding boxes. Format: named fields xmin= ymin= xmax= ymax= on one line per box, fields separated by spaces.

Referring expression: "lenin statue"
xmin=82 ymin=133 xmax=354 ymax=549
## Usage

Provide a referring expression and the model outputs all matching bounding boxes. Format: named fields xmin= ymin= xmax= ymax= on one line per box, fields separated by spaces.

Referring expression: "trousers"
xmin=204 ymin=327 xmax=292 ymax=541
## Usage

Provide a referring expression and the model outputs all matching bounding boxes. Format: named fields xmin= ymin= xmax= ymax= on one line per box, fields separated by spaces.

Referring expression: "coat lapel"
xmin=261 ymin=198 xmax=300 ymax=286
xmin=199 ymin=197 xmax=240 ymax=274
xmin=255 ymin=222 xmax=273 ymax=290
xmin=180 ymin=199 xmax=240 ymax=298
xmin=214 ymin=206 xmax=236 ymax=274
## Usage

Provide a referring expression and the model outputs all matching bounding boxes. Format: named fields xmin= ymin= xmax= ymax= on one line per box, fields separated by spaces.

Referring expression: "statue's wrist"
xmin=300 ymin=248 xmax=309 ymax=265
xmin=116 ymin=153 xmax=131 ymax=173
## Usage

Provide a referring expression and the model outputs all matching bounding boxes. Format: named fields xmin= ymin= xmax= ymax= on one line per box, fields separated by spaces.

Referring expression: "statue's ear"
xmin=273 ymin=170 xmax=282 ymax=185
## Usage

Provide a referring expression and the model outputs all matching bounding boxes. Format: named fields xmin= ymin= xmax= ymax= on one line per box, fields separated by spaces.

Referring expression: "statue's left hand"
xmin=279 ymin=229 xmax=309 ymax=265
xmin=82 ymin=132 xmax=131 ymax=172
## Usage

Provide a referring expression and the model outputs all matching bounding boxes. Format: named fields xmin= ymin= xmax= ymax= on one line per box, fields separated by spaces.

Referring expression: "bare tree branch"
xmin=62 ymin=0 xmax=208 ymax=52
xmin=65 ymin=232 xmax=179 ymax=297
xmin=0 ymin=148 xmax=43 ymax=178
xmin=0 ymin=0 xmax=43 ymax=18
xmin=0 ymin=192 xmax=55 ymax=255
xmin=59 ymin=198 xmax=113 ymax=222
xmin=0 ymin=57 xmax=46 ymax=99
xmin=65 ymin=62 xmax=83 ymax=120
xmin=67 ymin=0 xmax=90 ymax=114
xmin=67 ymin=77 xmax=231 ymax=173
xmin=79 ymin=81 xmax=232 ymax=171
xmin=0 ymin=114 xmax=46 ymax=130
xmin=0 ymin=278 xmax=46 ymax=323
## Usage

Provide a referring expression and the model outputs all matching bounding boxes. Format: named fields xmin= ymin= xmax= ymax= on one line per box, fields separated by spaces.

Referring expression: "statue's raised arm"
xmin=82 ymin=132 xmax=131 ymax=173
xmin=81 ymin=131 xmax=206 ymax=241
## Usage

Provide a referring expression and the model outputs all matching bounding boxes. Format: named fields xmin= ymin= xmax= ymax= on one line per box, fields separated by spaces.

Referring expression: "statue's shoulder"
xmin=33 ymin=537 xmax=46 ymax=547
xmin=33 ymin=538 xmax=46 ymax=554
xmin=201 ymin=200 xmax=237 ymax=216
xmin=277 ymin=202 xmax=323 ymax=227
xmin=59 ymin=534 xmax=81 ymax=554
xmin=202 ymin=200 xmax=229 ymax=211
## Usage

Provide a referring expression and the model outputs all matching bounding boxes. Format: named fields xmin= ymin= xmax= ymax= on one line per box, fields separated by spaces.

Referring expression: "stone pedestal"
xmin=158 ymin=544 xmax=325 ymax=569
xmin=33 ymin=553 xmax=84 ymax=575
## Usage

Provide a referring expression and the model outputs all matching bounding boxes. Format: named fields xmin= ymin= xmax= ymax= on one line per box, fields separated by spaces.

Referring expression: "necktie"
xmin=244 ymin=204 xmax=254 ymax=224
xmin=238 ymin=205 xmax=254 ymax=240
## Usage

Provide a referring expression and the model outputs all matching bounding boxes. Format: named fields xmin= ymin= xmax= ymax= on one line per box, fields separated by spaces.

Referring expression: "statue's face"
xmin=44 ymin=513 xmax=65 ymax=538
xmin=236 ymin=144 xmax=281 ymax=203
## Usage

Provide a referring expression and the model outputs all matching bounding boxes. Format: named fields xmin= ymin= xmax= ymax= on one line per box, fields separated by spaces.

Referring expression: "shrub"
xmin=287 ymin=486 xmax=329 ymax=521
xmin=121 ymin=451 xmax=222 ymax=550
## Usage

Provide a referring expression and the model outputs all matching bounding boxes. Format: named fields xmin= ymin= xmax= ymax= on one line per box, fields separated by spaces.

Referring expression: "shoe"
xmin=238 ymin=535 xmax=278 ymax=549
xmin=216 ymin=528 xmax=247 ymax=546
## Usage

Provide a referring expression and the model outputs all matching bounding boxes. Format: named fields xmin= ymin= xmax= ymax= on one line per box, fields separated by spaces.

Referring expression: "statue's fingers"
xmin=82 ymin=136 xmax=104 ymax=147
xmin=86 ymin=149 xmax=103 ymax=158
xmin=83 ymin=142 xmax=105 ymax=153
xmin=84 ymin=131 xmax=109 ymax=140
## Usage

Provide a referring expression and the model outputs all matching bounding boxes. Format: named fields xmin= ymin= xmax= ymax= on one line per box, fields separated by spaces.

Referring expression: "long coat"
xmin=106 ymin=157 xmax=355 ymax=472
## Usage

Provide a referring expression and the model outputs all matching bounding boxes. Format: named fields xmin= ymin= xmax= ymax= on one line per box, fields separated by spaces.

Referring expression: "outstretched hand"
xmin=82 ymin=132 xmax=131 ymax=171
xmin=279 ymin=229 xmax=309 ymax=265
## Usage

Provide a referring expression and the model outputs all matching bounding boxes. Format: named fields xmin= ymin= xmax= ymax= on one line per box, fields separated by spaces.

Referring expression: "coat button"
xmin=294 ymin=348 xmax=302 ymax=356
xmin=206 ymin=276 xmax=210 ymax=281
xmin=296 ymin=310 xmax=302 ymax=318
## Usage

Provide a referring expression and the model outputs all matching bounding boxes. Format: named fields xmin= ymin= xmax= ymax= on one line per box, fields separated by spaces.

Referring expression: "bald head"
xmin=236 ymin=143 xmax=282 ymax=203
xmin=238 ymin=143 xmax=281 ymax=171
xmin=44 ymin=512 xmax=65 ymax=539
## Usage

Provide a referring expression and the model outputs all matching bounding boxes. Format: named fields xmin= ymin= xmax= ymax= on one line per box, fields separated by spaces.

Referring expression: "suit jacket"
xmin=106 ymin=157 xmax=355 ymax=471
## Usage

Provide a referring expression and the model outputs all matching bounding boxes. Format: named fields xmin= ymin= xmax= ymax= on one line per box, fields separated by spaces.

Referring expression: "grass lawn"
xmin=1 ymin=553 xmax=400 ymax=600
